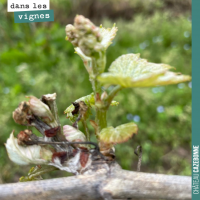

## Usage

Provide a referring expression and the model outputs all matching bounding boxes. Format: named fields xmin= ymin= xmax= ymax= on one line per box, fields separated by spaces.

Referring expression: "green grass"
xmin=0 ymin=10 xmax=191 ymax=182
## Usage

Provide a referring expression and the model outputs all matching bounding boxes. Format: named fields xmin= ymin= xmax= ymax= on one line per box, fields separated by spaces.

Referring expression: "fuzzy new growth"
xmin=5 ymin=15 xmax=191 ymax=180
xmin=9 ymin=94 xmax=111 ymax=176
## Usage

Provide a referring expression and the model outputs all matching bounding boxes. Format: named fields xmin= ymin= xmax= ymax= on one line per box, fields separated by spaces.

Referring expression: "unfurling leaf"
xmin=99 ymin=24 xmax=118 ymax=50
xmin=63 ymin=125 xmax=87 ymax=148
xmin=28 ymin=96 xmax=52 ymax=119
xmin=63 ymin=125 xmax=86 ymax=142
xmin=5 ymin=131 xmax=53 ymax=165
xmin=19 ymin=165 xmax=57 ymax=182
xmin=97 ymin=54 xmax=191 ymax=88
xmin=65 ymin=16 xmax=117 ymax=56
xmin=64 ymin=93 xmax=119 ymax=121
xmin=74 ymin=47 xmax=92 ymax=74
xmin=110 ymin=100 xmax=119 ymax=106
xmin=99 ymin=122 xmax=138 ymax=144
xmin=65 ymin=15 xmax=102 ymax=56
xmin=27 ymin=96 xmax=58 ymax=127
xmin=64 ymin=93 xmax=94 ymax=122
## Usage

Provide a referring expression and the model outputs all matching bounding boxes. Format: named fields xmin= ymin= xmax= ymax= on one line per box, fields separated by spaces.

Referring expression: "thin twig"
xmin=82 ymin=120 xmax=90 ymax=141
xmin=26 ymin=140 xmax=100 ymax=152
xmin=134 ymin=145 xmax=142 ymax=172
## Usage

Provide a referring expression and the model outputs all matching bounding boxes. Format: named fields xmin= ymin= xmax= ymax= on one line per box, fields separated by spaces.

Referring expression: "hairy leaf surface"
xmin=97 ymin=54 xmax=191 ymax=87
xmin=5 ymin=132 xmax=52 ymax=165
xmin=99 ymin=122 xmax=138 ymax=144
xmin=100 ymin=24 xmax=118 ymax=49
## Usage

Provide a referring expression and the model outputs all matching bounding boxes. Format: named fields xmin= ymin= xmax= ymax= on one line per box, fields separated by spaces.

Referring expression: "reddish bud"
xmin=95 ymin=93 xmax=101 ymax=102
xmin=17 ymin=130 xmax=32 ymax=146
xmin=52 ymin=152 xmax=67 ymax=164
xmin=73 ymin=149 xmax=78 ymax=157
xmin=80 ymin=152 xmax=89 ymax=168
xmin=45 ymin=126 xmax=61 ymax=137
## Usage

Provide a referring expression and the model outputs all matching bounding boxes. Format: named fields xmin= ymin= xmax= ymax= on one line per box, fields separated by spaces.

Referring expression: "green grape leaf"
xmin=64 ymin=93 xmax=119 ymax=121
xmin=97 ymin=54 xmax=191 ymax=88
xmin=99 ymin=24 xmax=118 ymax=50
xmin=64 ymin=93 xmax=95 ymax=122
xmin=99 ymin=122 xmax=138 ymax=144
xmin=110 ymin=100 xmax=119 ymax=106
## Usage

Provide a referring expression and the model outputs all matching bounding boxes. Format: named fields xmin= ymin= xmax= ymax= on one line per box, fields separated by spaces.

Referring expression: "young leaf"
xmin=27 ymin=96 xmax=58 ymax=128
xmin=99 ymin=122 xmax=138 ymax=144
xmin=19 ymin=165 xmax=57 ymax=182
xmin=64 ymin=93 xmax=94 ymax=122
xmin=63 ymin=125 xmax=87 ymax=148
xmin=99 ymin=24 xmax=118 ymax=50
xmin=110 ymin=100 xmax=119 ymax=106
xmin=5 ymin=131 xmax=52 ymax=165
xmin=64 ymin=93 xmax=119 ymax=121
xmin=74 ymin=47 xmax=92 ymax=73
xmin=97 ymin=54 xmax=191 ymax=88
xmin=147 ymin=71 xmax=192 ymax=86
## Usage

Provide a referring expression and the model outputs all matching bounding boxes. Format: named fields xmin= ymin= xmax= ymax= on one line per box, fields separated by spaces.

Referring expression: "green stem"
xmin=90 ymin=58 xmax=102 ymax=94
xmin=89 ymin=52 xmax=107 ymax=134
xmin=82 ymin=120 xmax=90 ymax=141
xmin=96 ymin=108 xmax=107 ymax=134
xmin=29 ymin=166 xmax=57 ymax=179
xmin=105 ymin=85 xmax=122 ymax=108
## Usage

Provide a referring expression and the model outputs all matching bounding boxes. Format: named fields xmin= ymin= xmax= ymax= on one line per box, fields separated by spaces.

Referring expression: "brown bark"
xmin=0 ymin=166 xmax=191 ymax=200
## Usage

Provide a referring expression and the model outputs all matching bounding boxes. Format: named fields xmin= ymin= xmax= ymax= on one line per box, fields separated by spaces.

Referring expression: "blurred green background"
xmin=0 ymin=0 xmax=191 ymax=183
